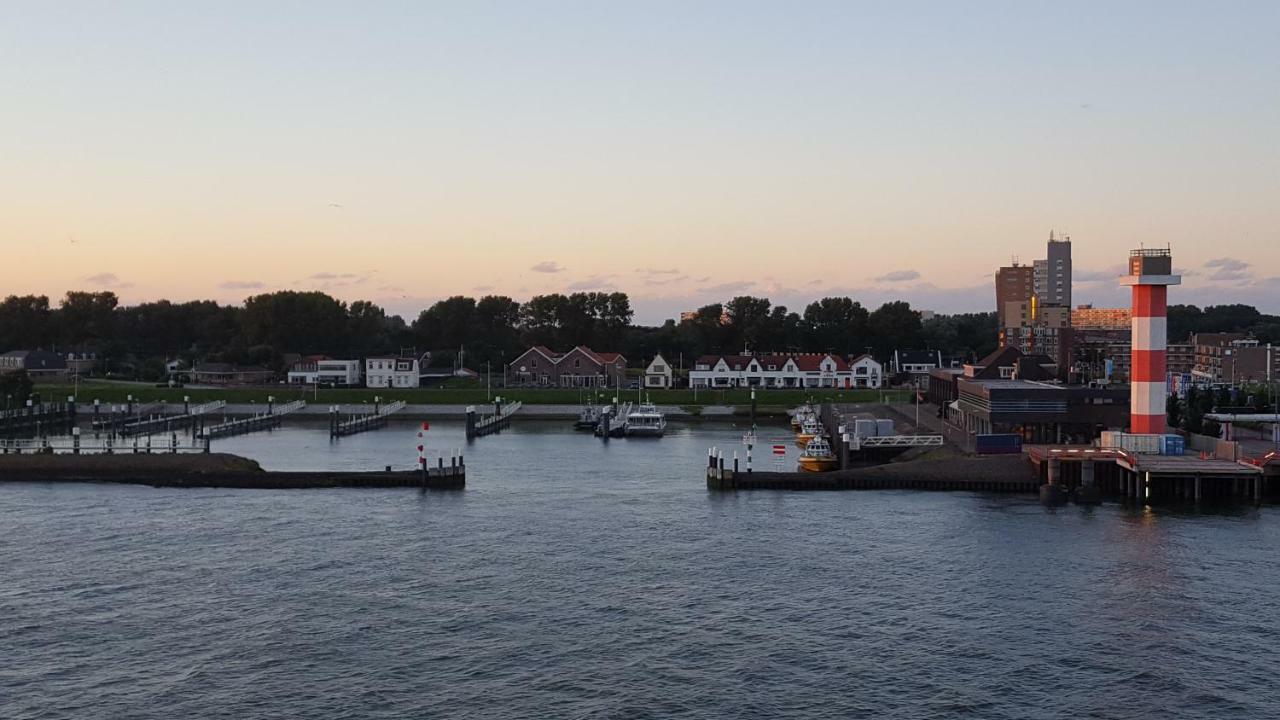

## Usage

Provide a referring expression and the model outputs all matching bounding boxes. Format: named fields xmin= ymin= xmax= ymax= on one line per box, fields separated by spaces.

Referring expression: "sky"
xmin=2 ymin=1 xmax=1278 ymax=325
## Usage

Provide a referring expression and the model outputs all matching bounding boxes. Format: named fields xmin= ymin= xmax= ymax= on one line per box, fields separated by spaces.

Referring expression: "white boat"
xmin=624 ymin=401 xmax=666 ymax=437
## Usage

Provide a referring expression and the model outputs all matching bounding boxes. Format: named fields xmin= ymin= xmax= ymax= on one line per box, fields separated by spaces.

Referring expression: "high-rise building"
xmin=995 ymin=263 xmax=1035 ymax=328
xmin=1034 ymin=231 xmax=1072 ymax=307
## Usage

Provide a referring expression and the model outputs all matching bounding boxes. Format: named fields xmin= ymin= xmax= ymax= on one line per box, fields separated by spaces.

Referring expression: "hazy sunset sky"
xmin=3 ymin=2 xmax=1278 ymax=323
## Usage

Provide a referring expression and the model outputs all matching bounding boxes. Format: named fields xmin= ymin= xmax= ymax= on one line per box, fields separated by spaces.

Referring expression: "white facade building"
xmin=365 ymin=356 xmax=420 ymax=389
xmin=644 ymin=354 xmax=673 ymax=389
xmin=688 ymin=353 xmax=862 ymax=389
xmin=848 ymin=354 xmax=883 ymax=389
xmin=288 ymin=358 xmax=364 ymax=387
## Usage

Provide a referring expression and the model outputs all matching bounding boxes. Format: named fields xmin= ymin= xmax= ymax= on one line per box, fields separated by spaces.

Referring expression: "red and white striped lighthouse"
xmin=1121 ymin=248 xmax=1181 ymax=434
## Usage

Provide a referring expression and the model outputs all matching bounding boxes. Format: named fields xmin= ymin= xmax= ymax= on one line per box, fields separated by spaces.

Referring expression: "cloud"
xmin=874 ymin=270 xmax=921 ymax=283
xmin=1204 ymin=257 xmax=1249 ymax=272
xmin=219 ymin=280 xmax=266 ymax=290
xmin=699 ymin=280 xmax=756 ymax=295
xmin=531 ymin=261 xmax=565 ymax=274
xmin=637 ymin=267 xmax=680 ymax=276
xmin=644 ymin=275 xmax=688 ymax=287
xmin=473 ymin=285 xmax=495 ymax=292
xmin=1204 ymin=257 xmax=1251 ymax=282
xmin=309 ymin=272 xmax=360 ymax=281
xmin=1073 ymin=266 xmax=1125 ymax=283
xmin=85 ymin=272 xmax=132 ymax=288
xmin=565 ymin=275 xmax=618 ymax=291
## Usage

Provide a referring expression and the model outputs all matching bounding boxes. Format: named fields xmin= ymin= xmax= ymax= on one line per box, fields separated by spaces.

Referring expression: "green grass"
xmin=33 ymin=381 xmax=909 ymax=407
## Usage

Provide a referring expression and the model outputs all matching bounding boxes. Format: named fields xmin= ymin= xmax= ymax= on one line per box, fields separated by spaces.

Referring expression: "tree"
xmin=59 ymin=291 xmax=119 ymax=347
xmin=1166 ymin=393 xmax=1183 ymax=430
xmin=802 ymin=297 xmax=869 ymax=352
xmin=0 ymin=370 xmax=33 ymax=407
xmin=725 ymin=296 xmax=773 ymax=351
xmin=867 ymin=301 xmax=922 ymax=356
xmin=0 ymin=295 xmax=53 ymax=351
xmin=241 ymin=291 xmax=348 ymax=358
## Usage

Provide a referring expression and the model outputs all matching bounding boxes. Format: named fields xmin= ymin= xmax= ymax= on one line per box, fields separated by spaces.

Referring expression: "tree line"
xmin=8 ymin=288 xmax=1270 ymax=382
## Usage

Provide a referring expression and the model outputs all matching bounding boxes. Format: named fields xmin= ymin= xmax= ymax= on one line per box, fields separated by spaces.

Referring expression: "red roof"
xmin=791 ymin=353 xmax=848 ymax=371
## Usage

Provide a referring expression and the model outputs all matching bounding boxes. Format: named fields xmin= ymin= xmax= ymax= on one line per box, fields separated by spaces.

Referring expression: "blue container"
xmin=975 ymin=433 xmax=1023 ymax=455
xmin=1162 ymin=435 xmax=1185 ymax=456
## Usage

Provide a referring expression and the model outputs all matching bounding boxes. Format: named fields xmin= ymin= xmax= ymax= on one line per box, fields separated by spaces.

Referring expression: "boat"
xmin=797 ymin=436 xmax=838 ymax=473
xmin=794 ymin=417 xmax=824 ymax=447
xmin=573 ymin=404 xmax=601 ymax=431
xmin=624 ymin=401 xmax=666 ymax=437
xmin=594 ymin=402 xmax=632 ymax=437
xmin=790 ymin=403 xmax=816 ymax=431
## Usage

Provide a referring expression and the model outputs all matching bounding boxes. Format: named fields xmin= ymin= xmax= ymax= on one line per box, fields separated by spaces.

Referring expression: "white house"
xmin=644 ymin=354 xmax=673 ymax=389
xmin=288 ymin=357 xmax=364 ymax=387
xmin=688 ymin=353 xmax=859 ymax=389
xmin=365 ymin=356 xmax=420 ymax=389
xmin=848 ymin=353 xmax=883 ymax=389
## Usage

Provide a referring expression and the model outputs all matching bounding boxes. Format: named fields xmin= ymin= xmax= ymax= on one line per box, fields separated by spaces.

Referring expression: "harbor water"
xmin=3 ymin=420 xmax=1279 ymax=718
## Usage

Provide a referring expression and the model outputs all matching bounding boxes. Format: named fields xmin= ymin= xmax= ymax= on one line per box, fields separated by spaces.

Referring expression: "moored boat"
xmin=794 ymin=417 xmax=823 ymax=447
xmin=624 ymin=401 xmax=666 ymax=437
xmin=573 ymin=405 xmax=601 ymax=431
xmin=797 ymin=436 xmax=838 ymax=472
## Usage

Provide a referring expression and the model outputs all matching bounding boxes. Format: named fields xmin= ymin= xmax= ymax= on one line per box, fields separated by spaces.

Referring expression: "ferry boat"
xmin=624 ymin=401 xmax=666 ymax=437
xmin=794 ymin=417 xmax=824 ymax=447
xmin=797 ymin=436 xmax=838 ymax=473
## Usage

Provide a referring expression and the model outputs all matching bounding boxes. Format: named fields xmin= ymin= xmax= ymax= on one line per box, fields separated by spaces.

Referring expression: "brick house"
xmin=508 ymin=346 xmax=628 ymax=387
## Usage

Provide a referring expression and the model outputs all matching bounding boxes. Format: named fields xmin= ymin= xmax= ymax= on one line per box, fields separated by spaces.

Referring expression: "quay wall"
xmin=0 ymin=453 xmax=464 ymax=490
xmin=708 ymin=455 xmax=1037 ymax=492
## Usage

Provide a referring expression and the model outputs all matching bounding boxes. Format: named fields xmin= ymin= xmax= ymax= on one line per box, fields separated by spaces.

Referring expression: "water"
xmin=3 ymin=420 xmax=1279 ymax=719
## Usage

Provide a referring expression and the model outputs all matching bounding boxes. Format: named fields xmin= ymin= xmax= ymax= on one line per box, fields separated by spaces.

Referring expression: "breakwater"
xmin=0 ymin=453 xmax=464 ymax=489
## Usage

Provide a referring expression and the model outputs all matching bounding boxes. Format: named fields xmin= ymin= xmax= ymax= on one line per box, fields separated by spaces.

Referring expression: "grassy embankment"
xmin=34 ymin=380 xmax=909 ymax=409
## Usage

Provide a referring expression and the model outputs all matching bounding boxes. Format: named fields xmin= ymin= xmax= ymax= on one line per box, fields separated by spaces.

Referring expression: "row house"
xmin=688 ymin=353 xmax=882 ymax=389
xmin=507 ymin=346 xmax=628 ymax=388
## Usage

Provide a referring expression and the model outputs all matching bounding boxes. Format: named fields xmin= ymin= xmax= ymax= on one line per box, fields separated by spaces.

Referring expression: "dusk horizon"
xmin=5 ymin=2 xmax=1279 ymax=324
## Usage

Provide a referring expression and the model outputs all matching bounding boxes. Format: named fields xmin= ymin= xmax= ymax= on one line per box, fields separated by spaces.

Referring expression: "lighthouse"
xmin=1121 ymin=248 xmax=1181 ymax=435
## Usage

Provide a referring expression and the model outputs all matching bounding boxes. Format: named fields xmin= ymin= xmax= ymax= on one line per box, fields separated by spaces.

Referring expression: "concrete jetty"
xmin=706 ymin=452 xmax=1038 ymax=492
xmin=0 ymin=452 xmax=465 ymax=490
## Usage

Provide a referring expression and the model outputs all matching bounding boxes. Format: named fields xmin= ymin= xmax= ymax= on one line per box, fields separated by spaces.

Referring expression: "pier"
xmin=705 ymin=449 xmax=1037 ymax=492
xmin=330 ymin=399 xmax=407 ymax=438
xmin=819 ymin=402 xmax=944 ymax=468
xmin=200 ymin=400 xmax=306 ymax=440
xmin=1029 ymin=446 xmax=1274 ymax=504
xmin=0 ymin=400 xmax=76 ymax=437
xmin=1 ymin=433 xmax=209 ymax=455
xmin=466 ymin=398 xmax=522 ymax=439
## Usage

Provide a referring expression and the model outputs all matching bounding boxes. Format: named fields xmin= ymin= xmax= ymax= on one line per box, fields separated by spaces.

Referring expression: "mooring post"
xmin=733 ymin=451 xmax=739 ymax=473
xmin=1041 ymin=456 xmax=1066 ymax=505
xmin=1077 ymin=459 xmax=1100 ymax=504
xmin=67 ymin=395 xmax=76 ymax=434
xmin=72 ymin=427 xmax=81 ymax=455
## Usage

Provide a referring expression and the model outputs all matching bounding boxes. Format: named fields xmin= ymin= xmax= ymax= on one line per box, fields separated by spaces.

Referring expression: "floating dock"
xmin=330 ymin=400 xmax=407 ymax=438
xmin=466 ymin=400 xmax=522 ymax=439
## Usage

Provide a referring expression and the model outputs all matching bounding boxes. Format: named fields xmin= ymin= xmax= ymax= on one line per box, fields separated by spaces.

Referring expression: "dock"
xmin=0 ymin=400 xmax=76 ymax=437
xmin=705 ymin=450 xmax=1037 ymax=492
xmin=466 ymin=399 xmax=522 ymax=439
xmin=200 ymin=400 xmax=306 ymax=440
xmin=330 ymin=399 xmax=407 ymax=438
xmin=1028 ymin=445 xmax=1275 ymax=503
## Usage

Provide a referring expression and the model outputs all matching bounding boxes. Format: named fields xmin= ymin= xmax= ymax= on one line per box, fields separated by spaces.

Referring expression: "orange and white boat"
xmin=798 ymin=436 xmax=838 ymax=472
